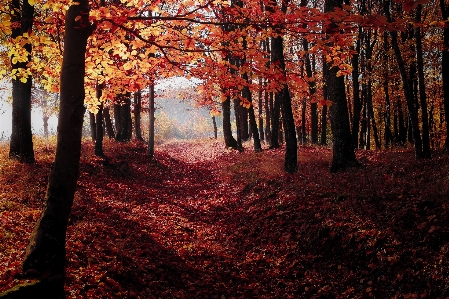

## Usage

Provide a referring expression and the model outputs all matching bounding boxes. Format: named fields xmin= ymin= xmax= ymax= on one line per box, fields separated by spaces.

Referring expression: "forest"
xmin=1 ymin=0 xmax=449 ymax=297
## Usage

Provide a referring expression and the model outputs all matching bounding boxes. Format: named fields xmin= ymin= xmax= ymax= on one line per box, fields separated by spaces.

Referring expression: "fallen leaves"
xmin=1 ymin=139 xmax=449 ymax=298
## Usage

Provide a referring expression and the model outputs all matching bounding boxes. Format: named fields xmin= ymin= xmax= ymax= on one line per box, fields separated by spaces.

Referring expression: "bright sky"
xmin=0 ymin=86 xmax=58 ymax=140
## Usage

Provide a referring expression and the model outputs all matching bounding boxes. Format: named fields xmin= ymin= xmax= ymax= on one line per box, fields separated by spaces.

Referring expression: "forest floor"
xmin=1 ymin=138 xmax=449 ymax=298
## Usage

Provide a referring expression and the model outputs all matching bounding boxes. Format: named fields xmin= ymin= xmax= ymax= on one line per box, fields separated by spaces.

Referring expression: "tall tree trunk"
xmin=134 ymin=91 xmax=144 ymax=141
xmin=21 ymin=0 xmax=91 ymax=291
xmin=95 ymin=105 xmax=104 ymax=157
xmin=9 ymin=0 xmax=35 ymax=163
xmin=222 ymin=94 xmax=239 ymax=148
xmin=384 ymin=0 xmax=423 ymax=158
xmin=233 ymin=97 xmax=243 ymax=148
xmin=325 ymin=0 xmax=359 ymax=172
xmin=320 ymin=104 xmax=328 ymax=145
xmin=269 ymin=91 xmax=280 ymax=148
xmin=258 ymin=78 xmax=264 ymax=142
xmin=383 ymin=32 xmax=393 ymax=149
xmin=301 ymin=98 xmax=307 ymax=144
xmin=94 ymin=82 xmax=105 ymax=156
xmin=115 ymin=94 xmax=132 ymax=142
xmin=398 ymin=100 xmax=407 ymax=145
xmin=415 ymin=5 xmax=431 ymax=158
xmin=89 ymin=112 xmax=96 ymax=141
xmin=359 ymin=102 xmax=367 ymax=149
xmin=270 ymin=25 xmax=298 ymax=172
xmin=303 ymin=39 xmax=318 ymax=143
xmin=147 ymin=84 xmax=155 ymax=158
xmin=265 ymin=89 xmax=272 ymax=142
xmin=370 ymin=106 xmax=381 ymax=150
xmin=241 ymin=35 xmax=262 ymax=151
xmin=103 ymin=107 xmax=115 ymax=138
xmin=212 ymin=116 xmax=218 ymax=139
xmin=239 ymin=106 xmax=249 ymax=141
xmin=442 ymin=0 xmax=449 ymax=150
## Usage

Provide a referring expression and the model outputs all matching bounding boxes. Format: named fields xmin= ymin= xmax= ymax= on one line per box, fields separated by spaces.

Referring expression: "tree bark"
xmin=89 ymin=112 xmax=96 ymax=141
xmin=325 ymin=0 xmax=359 ymax=172
xmin=384 ymin=0 xmax=423 ymax=158
xmin=115 ymin=94 xmax=132 ymax=142
xmin=269 ymin=23 xmax=298 ymax=172
xmin=258 ymin=78 xmax=264 ymax=142
xmin=21 ymin=0 xmax=91 ymax=289
xmin=147 ymin=84 xmax=155 ymax=158
xmin=320 ymin=104 xmax=328 ymax=145
xmin=134 ymin=91 xmax=144 ymax=141
xmin=415 ymin=5 xmax=431 ymax=158
xmin=103 ymin=107 xmax=115 ymax=138
xmin=383 ymin=32 xmax=393 ymax=148
xmin=222 ymin=94 xmax=239 ymax=148
xmin=303 ymin=39 xmax=318 ymax=143
xmin=9 ymin=0 xmax=35 ymax=163
xmin=212 ymin=116 xmax=218 ymax=139
xmin=442 ymin=0 xmax=449 ymax=150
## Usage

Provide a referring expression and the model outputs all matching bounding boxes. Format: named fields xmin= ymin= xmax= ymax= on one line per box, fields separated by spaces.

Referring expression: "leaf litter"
xmin=1 ymin=139 xmax=449 ymax=298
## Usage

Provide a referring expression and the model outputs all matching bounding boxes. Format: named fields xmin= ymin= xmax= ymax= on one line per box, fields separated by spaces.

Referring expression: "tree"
xmin=147 ymin=83 xmax=156 ymax=158
xmin=441 ymin=0 xmax=449 ymax=150
xmin=268 ymin=0 xmax=297 ymax=173
xmin=9 ymin=0 xmax=35 ymax=163
xmin=415 ymin=4 xmax=431 ymax=158
xmin=20 ymin=0 xmax=92 ymax=293
xmin=324 ymin=0 xmax=359 ymax=172
xmin=384 ymin=0 xmax=423 ymax=158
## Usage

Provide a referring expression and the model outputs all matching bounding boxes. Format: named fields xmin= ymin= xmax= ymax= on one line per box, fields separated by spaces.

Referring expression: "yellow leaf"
xmin=20 ymin=77 xmax=27 ymax=83
xmin=28 ymin=0 xmax=35 ymax=6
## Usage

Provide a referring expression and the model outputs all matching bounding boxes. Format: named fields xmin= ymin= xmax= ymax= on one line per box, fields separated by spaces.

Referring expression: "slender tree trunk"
xmin=94 ymin=82 xmax=105 ymax=156
xmin=393 ymin=102 xmax=399 ymax=144
xmin=303 ymin=39 xmax=318 ymax=143
xmin=270 ymin=23 xmax=297 ymax=171
xmin=89 ymin=112 xmax=96 ymax=141
xmin=212 ymin=116 xmax=218 ymax=139
xmin=258 ymin=78 xmax=264 ymax=142
xmin=21 ymin=1 xmax=91 ymax=292
xmin=398 ymin=100 xmax=407 ymax=145
xmin=415 ymin=5 xmax=431 ymax=158
xmin=351 ymin=25 xmax=363 ymax=149
xmin=320 ymin=104 xmax=328 ymax=145
xmin=9 ymin=0 xmax=35 ymax=163
xmin=233 ymin=97 xmax=243 ymax=148
xmin=301 ymin=98 xmax=307 ymax=144
xmin=147 ymin=84 xmax=155 ymax=158
xmin=222 ymin=94 xmax=239 ymax=148
xmin=241 ymin=35 xmax=262 ymax=151
xmin=384 ymin=0 xmax=423 ymax=158
xmin=265 ymin=89 xmax=272 ymax=142
xmin=95 ymin=104 xmax=105 ymax=156
xmin=103 ymin=107 xmax=115 ymax=138
xmin=133 ymin=91 xmax=144 ymax=141
xmin=442 ymin=0 xmax=449 ymax=150
xmin=325 ymin=0 xmax=359 ymax=172
xmin=270 ymin=91 xmax=280 ymax=148
xmin=370 ymin=106 xmax=381 ymax=150
xmin=360 ymin=102 xmax=367 ymax=149
xmin=383 ymin=32 xmax=393 ymax=149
